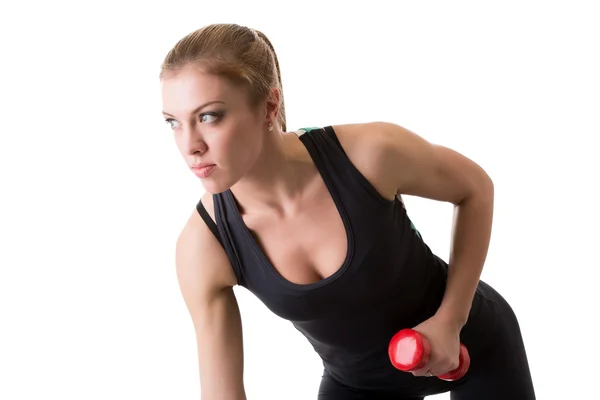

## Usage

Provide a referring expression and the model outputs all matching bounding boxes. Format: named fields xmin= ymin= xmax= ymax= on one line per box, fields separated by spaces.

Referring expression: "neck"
xmin=230 ymin=130 xmax=312 ymax=217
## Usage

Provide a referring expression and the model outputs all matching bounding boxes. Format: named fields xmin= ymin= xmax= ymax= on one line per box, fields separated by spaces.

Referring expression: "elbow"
xmin=474 ymin=175 xmax=494 ymax=208
xmin=483 ymin=173 xmax=494 ymax=201
xmin=460 ymin=172 xmax=494 ymax=207
xmin=478 ymin=173 xmax=494 ymax=197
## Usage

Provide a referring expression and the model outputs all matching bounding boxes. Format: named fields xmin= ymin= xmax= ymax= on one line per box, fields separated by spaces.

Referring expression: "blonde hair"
xmin=160 ymin=23 xmax=287 ymax=132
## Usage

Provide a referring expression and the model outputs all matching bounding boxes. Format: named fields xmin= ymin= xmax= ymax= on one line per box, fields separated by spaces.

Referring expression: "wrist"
xmin=434 ymin=307 xmax=468 ymax=331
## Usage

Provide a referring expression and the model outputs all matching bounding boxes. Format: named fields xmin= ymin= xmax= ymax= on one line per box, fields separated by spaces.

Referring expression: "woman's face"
xmin=160 ymin=65 xmax=268 ymax=194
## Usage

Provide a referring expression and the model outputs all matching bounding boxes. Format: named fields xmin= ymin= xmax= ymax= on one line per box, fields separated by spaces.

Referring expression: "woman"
xmin=160 ymin=23 xmax=536 ymax=399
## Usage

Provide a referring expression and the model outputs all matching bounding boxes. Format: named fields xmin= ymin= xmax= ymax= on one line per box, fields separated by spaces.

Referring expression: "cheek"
xmin=222 ymin=129 xmax=262 ymax=167
xmin=210 ymin=129 xmax=243 ymax=161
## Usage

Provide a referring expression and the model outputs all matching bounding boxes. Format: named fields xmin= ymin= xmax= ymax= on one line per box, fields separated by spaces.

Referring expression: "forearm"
xmin=196 ymin=289 xmax=247 ymax=400
xmin=435 ymin=179 xmax=495 ymax=328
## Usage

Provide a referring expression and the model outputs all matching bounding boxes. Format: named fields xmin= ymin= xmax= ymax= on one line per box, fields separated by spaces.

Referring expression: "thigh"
xmin=318 ymin=373 xmax=424 ymax=400
xmin=450 ymin=295 xmax=536 ymax=400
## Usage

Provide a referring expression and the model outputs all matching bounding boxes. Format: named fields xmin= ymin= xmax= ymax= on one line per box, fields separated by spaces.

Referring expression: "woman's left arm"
xmin=370 ymin=121 xmax=495 ymax=329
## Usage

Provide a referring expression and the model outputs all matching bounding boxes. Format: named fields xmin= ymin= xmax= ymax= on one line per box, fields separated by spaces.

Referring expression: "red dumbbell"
xmin=388 ymin=328 xmax=470 ymax=381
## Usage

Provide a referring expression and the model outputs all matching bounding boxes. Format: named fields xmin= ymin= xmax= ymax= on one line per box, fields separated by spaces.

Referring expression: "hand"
xmin=410 ymin=314 xmax=463 ymax=377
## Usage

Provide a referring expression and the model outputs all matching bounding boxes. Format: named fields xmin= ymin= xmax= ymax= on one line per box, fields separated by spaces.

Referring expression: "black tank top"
xmin=197 ymin=126 xmax=498 ymax=390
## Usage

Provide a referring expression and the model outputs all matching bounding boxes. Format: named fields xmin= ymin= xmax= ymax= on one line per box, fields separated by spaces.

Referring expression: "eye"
xmin=200 ymin=111 xmax=223 ymax=124
xmin=164 ymin=111 xmax=223 ymax=130
xmin=165 ymin=118 xmax=180 ymax=129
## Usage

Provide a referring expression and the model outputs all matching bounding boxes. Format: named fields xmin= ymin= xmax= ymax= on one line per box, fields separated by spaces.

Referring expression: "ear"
xmin=264 ymin=87 xmax=281 ymax=124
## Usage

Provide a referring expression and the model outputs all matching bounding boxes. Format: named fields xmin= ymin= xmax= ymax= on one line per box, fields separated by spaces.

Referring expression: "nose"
xmin=181 ymin=124 xmax=208 ymax=156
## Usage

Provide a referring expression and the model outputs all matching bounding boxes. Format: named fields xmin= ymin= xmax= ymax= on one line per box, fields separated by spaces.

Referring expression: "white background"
xmin=1 ymin=1 xmax=598 ymax=399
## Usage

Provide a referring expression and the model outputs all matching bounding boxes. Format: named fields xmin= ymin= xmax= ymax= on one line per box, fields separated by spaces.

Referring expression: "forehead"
xmin=160 ymin=66 xmax=245 ymax=115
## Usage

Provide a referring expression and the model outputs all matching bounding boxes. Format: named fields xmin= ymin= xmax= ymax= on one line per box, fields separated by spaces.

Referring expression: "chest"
xmin=243 ymin=189 xmax=348 ymax=286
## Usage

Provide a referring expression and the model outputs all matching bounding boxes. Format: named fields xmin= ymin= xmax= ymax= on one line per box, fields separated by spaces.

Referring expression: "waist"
xmin=298 ymin=286 xmax=498 ymax=387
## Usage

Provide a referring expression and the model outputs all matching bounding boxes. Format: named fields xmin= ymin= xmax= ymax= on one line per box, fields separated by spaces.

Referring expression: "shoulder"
xmin=330 ymin=121 xmax=428 ymax=161
xmin=329 ymin=121 xmax=493 ymax=205
xmin=327 ymin=121 xmax=418 ymax=201
xmin=175 ymin=192 xmax=237 ymax=291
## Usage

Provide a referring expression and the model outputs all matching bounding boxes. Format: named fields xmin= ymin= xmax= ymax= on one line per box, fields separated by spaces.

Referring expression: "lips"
xmin=191 ymin=163 xmax=216 ymax=178
xmin=191 ymin=162 xmax=215 ymax=169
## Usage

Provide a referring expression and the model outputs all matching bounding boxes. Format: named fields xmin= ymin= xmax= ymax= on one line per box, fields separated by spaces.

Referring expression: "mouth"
xmin=191 ymin=163 xmax=217 ymax=178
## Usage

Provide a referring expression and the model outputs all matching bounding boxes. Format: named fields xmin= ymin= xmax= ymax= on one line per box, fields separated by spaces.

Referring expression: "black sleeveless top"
xmin=197 ymin=126 xmax=498 ymax=390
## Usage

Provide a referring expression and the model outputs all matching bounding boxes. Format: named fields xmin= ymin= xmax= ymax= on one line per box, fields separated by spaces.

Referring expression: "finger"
xmin=436 ymin=359 xmax=460 ymax=376
xmin=411 ymin=367 xmax=435 ymax=377
xmin=425 ymin=361 xmax=459 ymax=378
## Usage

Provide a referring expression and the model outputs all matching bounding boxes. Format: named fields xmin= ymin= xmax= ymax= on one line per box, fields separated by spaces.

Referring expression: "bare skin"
xmin=162 ymin=65 xmax=494 ymax=398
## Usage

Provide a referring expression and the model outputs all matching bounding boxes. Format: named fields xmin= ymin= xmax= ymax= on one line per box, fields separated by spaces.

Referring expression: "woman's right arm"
xmin=175 ymin=210 xmax=246 ymax=400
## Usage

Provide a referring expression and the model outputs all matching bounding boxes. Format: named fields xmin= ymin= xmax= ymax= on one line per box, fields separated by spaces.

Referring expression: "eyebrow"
xmin=162 ymin=100 xmax=225 ymax=118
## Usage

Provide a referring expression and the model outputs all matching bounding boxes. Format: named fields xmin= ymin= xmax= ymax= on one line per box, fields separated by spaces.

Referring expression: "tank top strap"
xmin=209 ymin=193 xmax=247 ymax=286
xmin=196 ymin=199 xmax=222 ymax=246
xmin=292 ymin=126 xmax=395 ymax=208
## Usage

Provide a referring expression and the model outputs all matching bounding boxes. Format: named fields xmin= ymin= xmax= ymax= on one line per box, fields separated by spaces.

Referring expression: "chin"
xmin=200 ymin=182 xmax=228 ymax=195
xmin=199 ymin=174 xmax=236 ymax=195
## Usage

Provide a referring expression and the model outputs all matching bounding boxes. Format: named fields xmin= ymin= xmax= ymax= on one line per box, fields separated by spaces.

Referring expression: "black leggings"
xmin=318 ymin=293 xmax=536 ymax=399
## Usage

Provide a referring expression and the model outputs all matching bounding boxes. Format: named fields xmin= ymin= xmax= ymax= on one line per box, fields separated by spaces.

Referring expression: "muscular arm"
xmin=335 ymin=121 xmax=494 ymax=328
xmin=176 ymin=210 xmax=246 ymax=400
xmin=374 ymin=121 xmax=495 ymax=327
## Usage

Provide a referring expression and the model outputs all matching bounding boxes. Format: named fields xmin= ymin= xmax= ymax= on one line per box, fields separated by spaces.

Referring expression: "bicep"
xmin=373 ymin=122 xmax=493 ymax=205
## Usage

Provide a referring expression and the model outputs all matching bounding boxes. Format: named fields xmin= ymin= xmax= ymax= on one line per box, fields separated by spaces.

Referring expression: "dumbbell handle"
xmin=388 ymin=328 xmax=470 ymax=381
